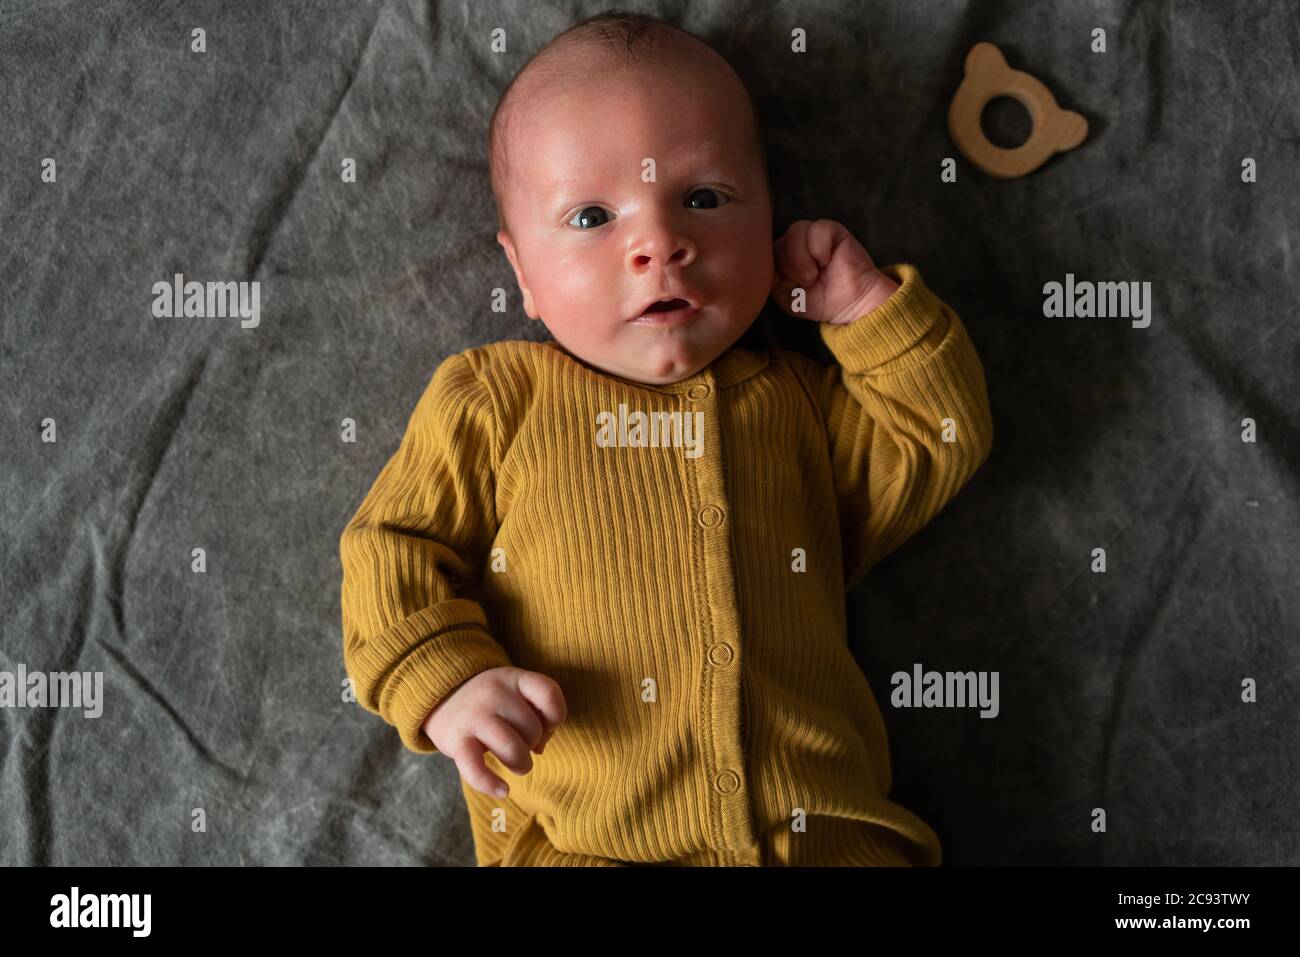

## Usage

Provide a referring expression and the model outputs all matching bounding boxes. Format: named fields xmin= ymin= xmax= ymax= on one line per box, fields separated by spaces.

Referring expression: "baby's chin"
xmin=627 ymin=354 xmax=714 ymax=385
xmin=541 ymin=305 xmax=758 ymax=384
xmin=553 ymin=337 xmax=723 ymax=386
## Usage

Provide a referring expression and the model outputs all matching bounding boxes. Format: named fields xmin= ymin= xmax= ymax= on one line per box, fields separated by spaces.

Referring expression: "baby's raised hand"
xmin=420 ymin=666 xmax=567 ymax=799
xmin=771 ymin=219 xmax=897 ymax=325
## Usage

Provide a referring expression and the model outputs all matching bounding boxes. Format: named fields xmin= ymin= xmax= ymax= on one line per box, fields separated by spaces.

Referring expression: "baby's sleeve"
xmin=806 ymin=263 xmax=994 ymax=591
xmin=339 ymin=351 xmax=513 ymax=754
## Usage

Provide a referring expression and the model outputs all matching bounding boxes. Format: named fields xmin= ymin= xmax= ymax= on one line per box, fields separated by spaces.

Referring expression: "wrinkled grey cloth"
xmin=1 ymin=0 xmax=1296 ymax=866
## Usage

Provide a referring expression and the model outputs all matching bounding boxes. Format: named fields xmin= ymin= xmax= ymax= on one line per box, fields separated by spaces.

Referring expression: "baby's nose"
xmin=629 ymin=238 xmax=694 ymax=270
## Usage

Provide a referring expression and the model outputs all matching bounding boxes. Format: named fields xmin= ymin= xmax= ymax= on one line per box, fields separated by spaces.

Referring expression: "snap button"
xmin=713 ymin=770 xmax=741 ymax=794
xmin=707 ymin=643 xmax=734 ymax=666
xmin=687 ymin=384 xmax=710 ymax=400
xmin=697 ymin=504 xmax=724 ymax=528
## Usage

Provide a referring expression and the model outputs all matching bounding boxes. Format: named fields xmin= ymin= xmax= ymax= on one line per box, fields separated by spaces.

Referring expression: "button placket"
xmin=682 ymin=370 xmax=756 ymax=853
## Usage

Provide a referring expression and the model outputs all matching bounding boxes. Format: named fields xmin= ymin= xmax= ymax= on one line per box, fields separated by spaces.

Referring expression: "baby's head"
xmin=490 ymin=12 xmax=774 ymax=386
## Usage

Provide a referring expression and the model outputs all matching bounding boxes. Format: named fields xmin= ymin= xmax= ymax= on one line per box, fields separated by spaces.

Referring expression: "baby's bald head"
xmin=488 ymin=12 xmax=767 ymax=237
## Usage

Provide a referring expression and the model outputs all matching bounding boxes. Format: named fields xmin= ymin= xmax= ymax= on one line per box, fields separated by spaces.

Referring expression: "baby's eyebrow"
xmin=545 ymin=177 xmax=590 ymax=206
xmin=544 ymin=149 xmax=741 ymax=210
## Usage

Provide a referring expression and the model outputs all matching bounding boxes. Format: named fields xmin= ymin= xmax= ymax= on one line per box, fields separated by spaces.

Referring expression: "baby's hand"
xmin=771 ymin=219 xmax=898 ymax=325
xmin=421 ymin=666 xmax=567 ymax=799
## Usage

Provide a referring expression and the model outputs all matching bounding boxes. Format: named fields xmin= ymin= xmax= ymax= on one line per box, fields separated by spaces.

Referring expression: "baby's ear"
xmin=497 ymin=229 xmax=540 ymax=319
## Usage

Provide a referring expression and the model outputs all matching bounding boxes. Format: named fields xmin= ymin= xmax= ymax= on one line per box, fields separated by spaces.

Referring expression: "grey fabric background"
xmin=2 ymin=0 xmax=1296 ymax=866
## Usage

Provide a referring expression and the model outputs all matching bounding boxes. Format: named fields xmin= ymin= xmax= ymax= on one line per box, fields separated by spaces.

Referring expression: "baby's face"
xmin=497 ymin=62 xmax=774 ymax=386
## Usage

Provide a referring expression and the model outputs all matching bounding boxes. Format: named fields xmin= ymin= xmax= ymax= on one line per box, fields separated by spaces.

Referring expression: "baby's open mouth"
xmin=628 ymin=293 xmax=701 ymax=324
xmin=644 ymin=298 xmax=689 ymax=312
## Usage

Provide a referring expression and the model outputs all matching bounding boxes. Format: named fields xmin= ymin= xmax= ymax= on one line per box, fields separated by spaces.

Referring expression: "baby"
xmin=340 ymin=12 xmax=993 ymax=867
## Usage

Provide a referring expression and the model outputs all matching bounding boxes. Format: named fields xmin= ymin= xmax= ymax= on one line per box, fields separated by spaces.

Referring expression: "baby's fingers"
xmin=514 ymin=670 xmax=568 ymax=749
xmin=477 ymin=715 xmax=535 ymax=778
xmin=453 ymin=736 xmax=513 ymax=799
xmin=775 ymin=219 xmax=818 ymax=285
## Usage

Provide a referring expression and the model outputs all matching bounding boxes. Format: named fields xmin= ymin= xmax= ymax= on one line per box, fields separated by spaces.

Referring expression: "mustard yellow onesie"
xmin=339 ymin=263 xmax=993 ymax=866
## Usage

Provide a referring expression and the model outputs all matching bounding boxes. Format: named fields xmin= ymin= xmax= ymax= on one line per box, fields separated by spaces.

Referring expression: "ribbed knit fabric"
xmin=339 ymin=263 xmax=994 ymax=867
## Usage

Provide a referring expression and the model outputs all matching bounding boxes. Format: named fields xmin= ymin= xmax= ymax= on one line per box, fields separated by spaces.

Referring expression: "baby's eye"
xmin=568 ymin=206 xmax=612 ymax=229
xmin=686 ymin=187 xmax=729 ymax=209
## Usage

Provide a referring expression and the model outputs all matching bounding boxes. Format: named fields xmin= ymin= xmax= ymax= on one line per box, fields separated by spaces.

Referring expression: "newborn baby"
xmin=340 ymin=12 xmax=993 ymax=867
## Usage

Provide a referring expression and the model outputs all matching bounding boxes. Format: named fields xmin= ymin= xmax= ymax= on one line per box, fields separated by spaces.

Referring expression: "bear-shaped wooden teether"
xmin=947 ymin=42 xmax=1088 ymax=178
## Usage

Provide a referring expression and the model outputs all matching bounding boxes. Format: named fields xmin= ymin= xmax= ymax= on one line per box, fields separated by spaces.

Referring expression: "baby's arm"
xmin=339 ymin=352 xmax=516 ymax=755
xmin=814 ymin=263 xmax=993 ymax=588
xmin=773 ymin=220 xmax=993 ymax=590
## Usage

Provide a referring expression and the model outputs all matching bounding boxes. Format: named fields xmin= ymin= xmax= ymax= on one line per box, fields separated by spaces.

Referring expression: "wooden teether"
xmin=947 ymin=42 xmax=1088 ymax=178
